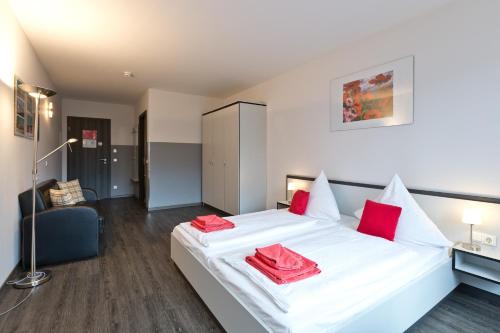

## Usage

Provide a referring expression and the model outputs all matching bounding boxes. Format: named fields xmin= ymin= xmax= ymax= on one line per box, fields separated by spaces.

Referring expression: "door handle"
xmin=99 ymin=158 xmax=108 ymax=164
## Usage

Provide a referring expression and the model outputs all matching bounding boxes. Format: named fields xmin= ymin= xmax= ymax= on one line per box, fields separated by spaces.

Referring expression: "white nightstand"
xmin=452 ymin=243 xmax=500 ymax=284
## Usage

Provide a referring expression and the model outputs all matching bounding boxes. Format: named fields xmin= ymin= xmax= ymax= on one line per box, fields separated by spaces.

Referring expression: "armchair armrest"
xmin=22 ymin=206 xmax=100 ymax=269
xmin=82 ymin=188 xmax=98 ymax=201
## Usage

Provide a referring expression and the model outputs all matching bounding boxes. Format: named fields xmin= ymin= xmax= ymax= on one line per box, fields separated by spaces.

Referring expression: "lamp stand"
xmin=13 ymin=92 xmax=52 ymax=289
xmin=462 ymin=224 xmax=481 ymax=252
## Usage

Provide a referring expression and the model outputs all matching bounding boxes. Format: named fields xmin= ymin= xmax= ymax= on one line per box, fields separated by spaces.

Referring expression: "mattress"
xmin=172 ymin=212 xmax=450 ymax=333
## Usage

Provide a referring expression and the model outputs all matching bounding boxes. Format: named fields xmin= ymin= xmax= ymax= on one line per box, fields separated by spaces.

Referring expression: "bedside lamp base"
xmin=462 ymin=242 xmax=481 ymax=252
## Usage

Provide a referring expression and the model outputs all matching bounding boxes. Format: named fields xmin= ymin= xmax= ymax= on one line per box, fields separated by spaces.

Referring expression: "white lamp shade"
xmin=462 ymin=208 xmax=482 ymax=225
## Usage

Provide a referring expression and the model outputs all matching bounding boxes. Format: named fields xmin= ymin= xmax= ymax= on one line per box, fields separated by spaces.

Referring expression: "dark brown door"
xmin=67 ymin=116 xmax=111 ymax=199
xmin=138 ymin=111 xmax=147 ymax=203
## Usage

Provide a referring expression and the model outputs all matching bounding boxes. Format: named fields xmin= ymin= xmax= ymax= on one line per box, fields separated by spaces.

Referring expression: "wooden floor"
xmin=0 ymin=198 xmax=498 ymax=333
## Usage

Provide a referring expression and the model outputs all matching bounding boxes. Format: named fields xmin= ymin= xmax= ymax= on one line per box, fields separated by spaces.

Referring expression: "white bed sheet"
xmin=211 ymin=232 xmax=449 ymax=333
xmin=177 ymin=209 xmax=325 ymax=248
xmin=172 ymin=209 xmax=347 ymax=263
xmin=172 ymin=214 xmax=449 ymax=333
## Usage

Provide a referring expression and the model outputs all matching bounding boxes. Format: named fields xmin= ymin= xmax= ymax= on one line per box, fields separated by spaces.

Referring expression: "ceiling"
xmin=10 ymin=0 xmax=452 ymax=104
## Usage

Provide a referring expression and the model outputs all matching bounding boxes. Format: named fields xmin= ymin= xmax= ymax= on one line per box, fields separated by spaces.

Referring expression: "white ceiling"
xmin=10 ymin=0 xmax=452 ymax=104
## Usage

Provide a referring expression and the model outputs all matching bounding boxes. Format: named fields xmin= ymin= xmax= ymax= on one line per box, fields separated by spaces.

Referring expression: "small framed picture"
xmin=330 ymin=56 xmax=414 ymax=131
xmin=14 ymin=76 xmax=38 ymax=140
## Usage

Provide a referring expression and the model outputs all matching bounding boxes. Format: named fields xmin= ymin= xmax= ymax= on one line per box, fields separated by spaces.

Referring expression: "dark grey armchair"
xmin=18 ymin=179 xmax=104 ymax=270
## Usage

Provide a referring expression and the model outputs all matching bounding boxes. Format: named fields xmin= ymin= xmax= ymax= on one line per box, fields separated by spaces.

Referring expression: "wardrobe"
xmin=202 ymin=101 xmax=266 ymax=215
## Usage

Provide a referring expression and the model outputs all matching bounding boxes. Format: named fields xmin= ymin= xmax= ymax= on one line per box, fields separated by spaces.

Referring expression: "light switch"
xmin=113 ymin=185 xmax=118 ymax=190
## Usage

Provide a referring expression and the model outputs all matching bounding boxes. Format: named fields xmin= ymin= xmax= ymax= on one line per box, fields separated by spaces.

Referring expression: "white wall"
xmin=223 ymin=0 xmax=500 ymax=293
xmin=61 ymin=98 xmax=135 ymax=180
xmin=143 ymin=88 xmax=221 ymax=209
xmin=148 ymin=88 xmax=221 ymax=144
xmin=224 ymin=0 xmax=500 ymax=208
xmin=0 ymin=0 xmax=61 ymax=284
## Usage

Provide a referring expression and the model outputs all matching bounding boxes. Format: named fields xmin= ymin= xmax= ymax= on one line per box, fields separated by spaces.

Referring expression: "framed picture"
xmin=330 ymin=56 xmax=414 ymax=131
xmin=14 ymin=76 xmax=37 ymax=140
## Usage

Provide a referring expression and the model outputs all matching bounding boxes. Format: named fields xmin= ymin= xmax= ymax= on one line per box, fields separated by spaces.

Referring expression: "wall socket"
xmin=472 ymin=231 xmax=497 ymax=247
xmin=113 ymin=185 xmax=118 ymax=190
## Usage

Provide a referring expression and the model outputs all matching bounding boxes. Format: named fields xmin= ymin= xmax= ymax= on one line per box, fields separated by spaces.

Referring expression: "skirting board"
xmin=171 ymin=235 xmax=459 ymax=333
xmin=148 ymin=202 xmax=202 ymax=212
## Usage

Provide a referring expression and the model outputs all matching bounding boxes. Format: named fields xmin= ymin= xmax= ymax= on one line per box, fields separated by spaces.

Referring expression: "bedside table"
xmin=452 ymin=243 xmax=500 ymax=284
xmin=277 ymin=200 xmax=291 ymax=209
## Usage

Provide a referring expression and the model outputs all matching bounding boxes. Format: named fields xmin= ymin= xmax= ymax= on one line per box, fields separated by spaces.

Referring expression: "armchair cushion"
xmin=49 ymin=188 xmax=76 ymax=206
xmin=57 ymin=179 xmax=86 ymax=203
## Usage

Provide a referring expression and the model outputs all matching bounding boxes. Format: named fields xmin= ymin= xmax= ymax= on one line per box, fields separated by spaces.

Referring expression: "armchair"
xmin=18 ymin=179 xmax=104 ymax=270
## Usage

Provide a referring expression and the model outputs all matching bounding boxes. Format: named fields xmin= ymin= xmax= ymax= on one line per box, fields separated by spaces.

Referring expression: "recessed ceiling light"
xmin=123 ymin=71 xmax=134 ymax=78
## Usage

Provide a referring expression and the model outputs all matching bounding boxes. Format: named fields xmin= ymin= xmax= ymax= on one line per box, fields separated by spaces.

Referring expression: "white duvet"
xmin=222 ymin=226 xmax=421 ymax=314
xmin=178 ymin=209 xmax=325 ymax=248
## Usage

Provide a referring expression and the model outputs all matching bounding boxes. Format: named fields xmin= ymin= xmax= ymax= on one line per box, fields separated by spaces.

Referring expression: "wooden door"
xmin=202 ymin=114 xmax=214 ymax=206
xmin=67 ymin=116 xmax=111 ymax=199
xmin=138 ymin=111 xmax=147 ymax=204
xmin=223 ymin=106 xmax=240 ymax=215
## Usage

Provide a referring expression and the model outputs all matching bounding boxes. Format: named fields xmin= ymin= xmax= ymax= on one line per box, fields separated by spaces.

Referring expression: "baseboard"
xmin=148 ymin=202 xmax=202 ymax=212
xmin=199 ymin=203 xmax=231 ymax=216
xmin=110 ymin=194 xmax=135 ymax=199
xmin=1 ymin=260 xmax=21 ymax=289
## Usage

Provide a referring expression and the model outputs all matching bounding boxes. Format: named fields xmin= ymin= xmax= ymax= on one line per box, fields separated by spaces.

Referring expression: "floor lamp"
xmin=13 ymin=83 xmax=77 ymax=289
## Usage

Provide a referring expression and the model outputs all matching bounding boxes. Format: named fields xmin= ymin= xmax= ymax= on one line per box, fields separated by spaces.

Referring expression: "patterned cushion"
xmin=49 ymin=189 xmax=75 ymax=207
xmin=57 ymin=179 xmax=86 ymax=203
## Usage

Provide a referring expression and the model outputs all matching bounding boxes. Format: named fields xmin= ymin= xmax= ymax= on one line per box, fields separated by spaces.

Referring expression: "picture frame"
xmin=14 ymin=76 xmax=37 ymax=140
xmin=330 ymin=56 xmax=414 ymax=131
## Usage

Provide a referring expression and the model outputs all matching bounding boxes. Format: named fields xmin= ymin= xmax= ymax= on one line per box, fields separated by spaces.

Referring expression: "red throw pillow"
xmin=288 ymin=190 xmax=310 ymax=215
xmin=357 ymin=200 xmax=402 ymax=241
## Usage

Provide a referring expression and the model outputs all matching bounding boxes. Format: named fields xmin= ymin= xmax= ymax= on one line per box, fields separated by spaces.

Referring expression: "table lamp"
xmin=287 ymin=182 xmax=298 ymax=202
xmin=462 ymin=208 xmax=482 ymax=251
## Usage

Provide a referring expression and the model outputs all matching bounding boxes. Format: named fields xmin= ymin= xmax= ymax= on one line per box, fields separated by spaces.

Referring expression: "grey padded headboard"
xmin=285 ymin=174 xmax=500 ymax=246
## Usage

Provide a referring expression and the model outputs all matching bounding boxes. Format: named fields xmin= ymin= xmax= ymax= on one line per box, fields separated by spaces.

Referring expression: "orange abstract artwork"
xmin=342 ymin=71 xmax=393 ymax=123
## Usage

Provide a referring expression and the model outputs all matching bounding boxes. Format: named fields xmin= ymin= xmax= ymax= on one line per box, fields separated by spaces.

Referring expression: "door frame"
xmin=138 ymin=111 xmax=148 ymax=204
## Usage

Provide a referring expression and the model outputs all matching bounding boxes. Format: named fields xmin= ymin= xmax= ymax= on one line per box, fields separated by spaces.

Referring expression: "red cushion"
xmin=288 ymin=190 xmax=310 ymax=215
xmin=357 ymin=200 xmax=402 ymax=241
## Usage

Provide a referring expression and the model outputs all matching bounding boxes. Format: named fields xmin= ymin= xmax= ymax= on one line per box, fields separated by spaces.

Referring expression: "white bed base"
xmin=171 ymin=235 xmax=459 ymax=333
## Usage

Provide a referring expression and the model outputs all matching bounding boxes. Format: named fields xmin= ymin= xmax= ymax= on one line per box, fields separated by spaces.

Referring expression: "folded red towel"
xmin=246 ymin=248 xmax=320 ymax=284
xmin=195 ymin=214 xmax=227 ymax=227
xmin=255 ymin=244 xmax=303 ymax=270
xmin=191 ymin=219 xmax=234 ymax=233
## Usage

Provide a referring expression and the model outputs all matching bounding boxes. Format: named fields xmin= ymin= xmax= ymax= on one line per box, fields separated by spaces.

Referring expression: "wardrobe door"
xmin=223 ymin=105 xmax=240 ymax=215
xmin=212 ymin=110 xmax=226 ymax=211
xmin=202 ymin=114 xmax=214 ymax=206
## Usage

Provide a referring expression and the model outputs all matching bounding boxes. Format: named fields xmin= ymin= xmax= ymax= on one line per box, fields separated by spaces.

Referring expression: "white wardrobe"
xmin=202 ymin=102 xmax=266 ymax=215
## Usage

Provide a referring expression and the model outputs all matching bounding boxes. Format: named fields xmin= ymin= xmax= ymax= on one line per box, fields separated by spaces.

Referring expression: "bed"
xmin=169 ymin=175 xmax=498 ymax=332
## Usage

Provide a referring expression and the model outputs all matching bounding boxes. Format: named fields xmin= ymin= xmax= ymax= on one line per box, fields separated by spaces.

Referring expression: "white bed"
xmin=171 ymin=209 xmax=458 ymax=332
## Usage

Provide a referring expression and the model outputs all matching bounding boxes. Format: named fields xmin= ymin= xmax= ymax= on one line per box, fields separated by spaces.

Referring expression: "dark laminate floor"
xmin=0 ymin=198 xmax=498 ymax=333
xmin=406 ymin=284 xmax=500 ymax=333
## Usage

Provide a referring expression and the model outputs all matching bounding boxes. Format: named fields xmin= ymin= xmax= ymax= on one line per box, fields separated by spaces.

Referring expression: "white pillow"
xmin=354 ymin=174 xmax=452 ymax=247
xmin=305 ymin=171 xmax=341 ymax=222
